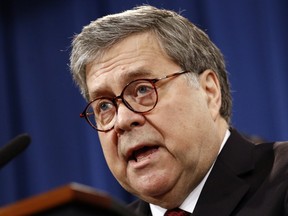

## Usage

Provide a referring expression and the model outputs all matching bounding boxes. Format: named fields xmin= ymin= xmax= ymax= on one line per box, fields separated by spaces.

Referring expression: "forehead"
xmin=85 ymin=33 xmax=178 ymax=99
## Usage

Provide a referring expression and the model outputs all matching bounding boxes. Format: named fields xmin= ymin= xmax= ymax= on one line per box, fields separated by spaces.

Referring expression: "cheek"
xmin=99 ymin=134 xmax=121 ymax=171
xmin=152 ymin=96 xmax=204 ymax=136
xmin=151 ymin=94 xmax=210 ymax=158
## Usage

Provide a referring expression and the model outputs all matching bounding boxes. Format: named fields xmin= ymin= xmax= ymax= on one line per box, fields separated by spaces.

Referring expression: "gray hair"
xmin=70 ymin=5 xmax=232 ymax=123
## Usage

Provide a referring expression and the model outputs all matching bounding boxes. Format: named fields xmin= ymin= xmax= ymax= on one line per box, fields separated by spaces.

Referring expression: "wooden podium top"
xmin=0 ymin=183 xmax=137 ymax=216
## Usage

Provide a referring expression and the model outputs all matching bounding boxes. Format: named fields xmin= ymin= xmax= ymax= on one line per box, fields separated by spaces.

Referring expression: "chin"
xmin=141 ymin=190 xmax=184 ymax=209
xmin=131 ymin=180 xmax=175 ymax=202
xmin=129 ymin=175 xmax=189 ymax=208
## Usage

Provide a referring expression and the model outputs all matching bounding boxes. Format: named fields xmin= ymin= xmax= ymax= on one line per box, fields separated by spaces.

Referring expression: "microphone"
xmin=0 ymin=133 xmax=31 ymax=169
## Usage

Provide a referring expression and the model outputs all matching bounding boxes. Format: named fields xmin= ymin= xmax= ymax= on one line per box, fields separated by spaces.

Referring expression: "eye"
xmin=93 ymin=99 xmax=114 ymax=115
xmin=87 ymin=98 xmax=116 ymax=128
xmin=135 ymin=83 xmax=154 ymax=97
xmin=138 ymin=85 xmax=148 ymax=94
xmin=99 ymin=101 xmax=113 ymax=112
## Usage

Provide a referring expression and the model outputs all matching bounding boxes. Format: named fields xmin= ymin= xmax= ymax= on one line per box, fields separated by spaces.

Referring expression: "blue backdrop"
xmin=0 ymin=0 xmax=287 ymax=207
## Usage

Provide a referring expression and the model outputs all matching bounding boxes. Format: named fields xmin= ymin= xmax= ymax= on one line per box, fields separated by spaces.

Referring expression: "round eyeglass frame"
xmin=80 ymin=70 xmax=191 ymax=132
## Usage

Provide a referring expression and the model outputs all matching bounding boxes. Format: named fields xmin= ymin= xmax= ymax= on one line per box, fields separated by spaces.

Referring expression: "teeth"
xmin=131 ymin=146 xmax=158 ymax=162
xmin=136 ymin=154 xmax=147 ymax=162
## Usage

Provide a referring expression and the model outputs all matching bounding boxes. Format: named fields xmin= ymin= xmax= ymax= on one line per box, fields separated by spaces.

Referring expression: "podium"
xmin=0 ymin=183 xmax=139 ymax=216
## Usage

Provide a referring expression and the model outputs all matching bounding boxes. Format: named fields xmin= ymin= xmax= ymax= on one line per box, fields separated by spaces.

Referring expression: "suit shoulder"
xmin=255 ymin=141 xmax=288 ymax=175
xmin=273 ymin=141 xmax=288 ymax=151
xmin=272 ymin=141 xmax=288 ymax=174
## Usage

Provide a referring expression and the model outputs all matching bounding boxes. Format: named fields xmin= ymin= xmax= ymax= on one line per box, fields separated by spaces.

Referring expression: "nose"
xmin=113 ymin=103 xmax=145 ymax=134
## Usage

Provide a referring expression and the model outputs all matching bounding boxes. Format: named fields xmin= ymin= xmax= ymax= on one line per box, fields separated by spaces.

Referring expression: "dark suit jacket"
xmin=128 ymin=129 xmax=288 ymax=216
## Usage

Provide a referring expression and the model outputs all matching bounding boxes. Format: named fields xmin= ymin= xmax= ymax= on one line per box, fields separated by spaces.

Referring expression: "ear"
xmin=199 ymin=70 xmax=222 ymax=121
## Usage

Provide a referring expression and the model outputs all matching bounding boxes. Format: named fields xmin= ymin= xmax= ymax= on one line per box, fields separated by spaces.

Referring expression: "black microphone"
xmin=0 ymin=133 xmax=31 ymax=169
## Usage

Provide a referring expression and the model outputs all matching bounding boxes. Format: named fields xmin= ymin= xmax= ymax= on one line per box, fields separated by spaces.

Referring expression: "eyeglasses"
xmin=80 ymin=70 xmax=191 ymax=132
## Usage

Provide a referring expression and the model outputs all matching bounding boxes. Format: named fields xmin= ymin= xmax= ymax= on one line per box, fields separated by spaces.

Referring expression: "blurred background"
xmin=0 ymin=0 xmax=287 ymax=207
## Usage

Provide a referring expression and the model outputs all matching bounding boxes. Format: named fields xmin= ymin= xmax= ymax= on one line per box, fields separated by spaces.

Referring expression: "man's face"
xmin=85 ymin=33 xmax=227 ymax=208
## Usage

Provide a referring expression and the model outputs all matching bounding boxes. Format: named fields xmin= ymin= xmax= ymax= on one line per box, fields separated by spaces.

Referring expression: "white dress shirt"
xmin=150 ymin=130 xmax=231 ymax=216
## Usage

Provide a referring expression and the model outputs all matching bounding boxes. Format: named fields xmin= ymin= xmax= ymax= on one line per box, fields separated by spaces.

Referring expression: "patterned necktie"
xmin=164 ymin=208 xmax=191 ymax=216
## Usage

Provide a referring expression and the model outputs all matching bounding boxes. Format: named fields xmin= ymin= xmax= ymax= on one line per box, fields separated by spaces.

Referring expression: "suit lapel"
xmin=193 ymin=129 xmax=255 ymax=216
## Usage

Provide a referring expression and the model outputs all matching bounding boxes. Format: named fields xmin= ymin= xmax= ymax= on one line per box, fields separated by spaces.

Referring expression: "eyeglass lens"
xmin=85 ymin=79 xmax=158 ymax=131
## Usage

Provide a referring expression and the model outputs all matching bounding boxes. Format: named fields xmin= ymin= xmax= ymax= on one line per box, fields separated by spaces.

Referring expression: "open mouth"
xmin=129 ymin=146 xmax=159 ymax=162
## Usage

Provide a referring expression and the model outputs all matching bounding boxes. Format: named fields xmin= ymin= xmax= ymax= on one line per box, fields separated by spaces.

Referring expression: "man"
xmin=70 ymin=5 xmax=288 ymax=216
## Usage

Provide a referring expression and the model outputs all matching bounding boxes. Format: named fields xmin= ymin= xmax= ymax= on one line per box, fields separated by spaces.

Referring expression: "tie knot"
xmin=164 ymin=208 xmax=190 ymax=216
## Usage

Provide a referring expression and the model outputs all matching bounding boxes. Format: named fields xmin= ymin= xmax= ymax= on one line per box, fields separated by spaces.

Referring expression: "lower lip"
xmin=128 ymin=148 xmax=159 ymax=169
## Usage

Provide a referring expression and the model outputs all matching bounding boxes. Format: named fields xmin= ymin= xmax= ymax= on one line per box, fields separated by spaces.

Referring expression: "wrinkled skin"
xmin=85 ymin=32 xmax=228 ymax=208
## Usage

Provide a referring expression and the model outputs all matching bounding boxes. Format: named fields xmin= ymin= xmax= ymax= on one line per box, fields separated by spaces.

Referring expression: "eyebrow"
xmin=120 ymin=69 xmax=153 ymax=82
xmin=88 ymin=69 xmax=154 ymax=101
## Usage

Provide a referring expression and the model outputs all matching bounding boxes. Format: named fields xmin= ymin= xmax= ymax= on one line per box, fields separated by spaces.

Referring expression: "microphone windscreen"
xmin=0 ymin=133 xmax=31 ymax=169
